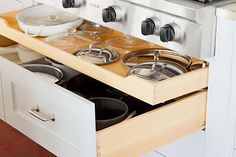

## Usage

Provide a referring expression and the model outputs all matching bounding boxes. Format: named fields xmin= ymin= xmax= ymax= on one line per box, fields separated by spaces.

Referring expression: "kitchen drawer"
xmin=0 ymin=55 xmax=207 ymax=157
xmin=0 ymin=10 xmax=209 ymax=105
xmin=0 ymin=57 xmax=97 ymax=157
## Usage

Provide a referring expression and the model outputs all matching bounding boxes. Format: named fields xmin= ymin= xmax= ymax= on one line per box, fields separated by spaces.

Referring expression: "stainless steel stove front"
xmin=33 ymin=0 xmax=236 ymax=59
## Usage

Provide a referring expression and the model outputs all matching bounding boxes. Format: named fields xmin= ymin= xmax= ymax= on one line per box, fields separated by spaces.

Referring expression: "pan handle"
xmin=125 ymin=111 xmax=137 ymax=121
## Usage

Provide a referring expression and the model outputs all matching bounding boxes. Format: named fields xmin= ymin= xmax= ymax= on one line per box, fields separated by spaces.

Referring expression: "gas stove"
xmin=34 ymin=0 xmax=236 ymax=58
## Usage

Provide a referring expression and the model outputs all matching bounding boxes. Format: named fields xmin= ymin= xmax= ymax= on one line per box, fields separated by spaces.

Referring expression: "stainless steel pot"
xmin=44 ymin=57 xmax=80 ymax=80
xmin=22 ymin=64 xmax=64 ymax=84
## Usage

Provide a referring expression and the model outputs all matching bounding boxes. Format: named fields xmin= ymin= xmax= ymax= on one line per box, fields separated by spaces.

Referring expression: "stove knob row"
xmin=102 ymin=6 xmax=123 ymax=23
xmin=141 ymin=18 xmax=181 ymax=42
xmin=62 ymin=0 xmax=84 ymax=8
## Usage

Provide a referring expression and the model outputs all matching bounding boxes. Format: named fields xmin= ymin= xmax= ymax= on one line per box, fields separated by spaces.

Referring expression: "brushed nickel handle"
xmin=29 ymin=105 xmax=55 ymax=122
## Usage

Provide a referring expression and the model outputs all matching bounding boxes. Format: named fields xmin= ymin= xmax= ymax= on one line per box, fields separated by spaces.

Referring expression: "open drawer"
xmin=0 ymin=54 xmax=207 ymax=157
xmin=0 ymin=10 xmax=209 ymax=105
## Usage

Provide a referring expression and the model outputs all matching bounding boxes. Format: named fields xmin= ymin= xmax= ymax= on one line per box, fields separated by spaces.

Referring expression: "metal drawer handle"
xmin=29 ymin=105 xmax=55 ymax=122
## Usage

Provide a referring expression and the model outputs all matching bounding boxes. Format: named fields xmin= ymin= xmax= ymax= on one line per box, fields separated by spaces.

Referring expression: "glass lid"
xmin=79 ymin=22 xmax=112 ymax=35
xmin=105 ymin=35 xmax=150 ymax=50
xmin=17 ymin=5 xmax=80 ymax=26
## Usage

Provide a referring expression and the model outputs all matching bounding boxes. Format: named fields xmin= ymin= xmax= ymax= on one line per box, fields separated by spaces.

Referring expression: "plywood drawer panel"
xmin=0 ymin=11 xmax=209 ymax=105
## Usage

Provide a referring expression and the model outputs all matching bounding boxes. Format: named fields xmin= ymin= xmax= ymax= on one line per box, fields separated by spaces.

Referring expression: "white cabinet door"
xmin=0 ymin=0 xmax=22 ymax=13
xmin=0 ymin=57 xmax=96 ymax=157
xmin=0 ymin=70 xmax=4 ymax=120
xmin=155 ymin=131 xmax=205 ymax=157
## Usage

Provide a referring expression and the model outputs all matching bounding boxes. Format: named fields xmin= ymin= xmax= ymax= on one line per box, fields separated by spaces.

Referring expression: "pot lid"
xmin=105 ymin=36 xmax=150 ymax=49
xmin=16 ymin=5 xmax=80 ymax=26
xmin=75 ymin=47 xmax=120 ymax=65
xmin=79 ymin=22 xmax=112 ymax=35
xmin=127 ymin=61 xmax=187 ymax=81
xmin=122 ymin=48 xmax=192 ymax=69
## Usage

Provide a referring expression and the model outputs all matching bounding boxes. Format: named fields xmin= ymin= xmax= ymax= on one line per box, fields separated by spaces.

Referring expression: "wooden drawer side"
xmin=97 ymin=91 xmax=207 ymax=157
xmin=154 ymin=67 xmax=209 ymax=103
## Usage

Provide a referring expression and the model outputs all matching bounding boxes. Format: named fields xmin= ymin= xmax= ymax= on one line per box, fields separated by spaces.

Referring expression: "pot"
xmin=44 ymin=57 xmax=80 ymax=80
xmin=16 ymin=4 xmax=84 ymax=37
xmin=65 ymin=74 xmax=110 ymax=98
xmin=90 ymin=97 xmax=129 ymax=131
xmin=22 ymin=64 xmax=64 ymax=84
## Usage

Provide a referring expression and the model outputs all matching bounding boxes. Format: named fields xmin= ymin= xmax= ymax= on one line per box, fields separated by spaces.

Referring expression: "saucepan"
xmin=65 ymin=74 xmax=137 ymax=130
xmin=44 ymin=57 xmax=80 ymax=80
xmin=90 ymin=97 xmax=129 ymax=131
xmin=22 ymin=64 xmax=64 ymax=85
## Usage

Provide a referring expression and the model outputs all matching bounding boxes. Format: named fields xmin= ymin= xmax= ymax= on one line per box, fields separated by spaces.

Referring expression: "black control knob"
xmin=102 ymin=6 xmax=117 ymax=22
xmin=62 ymin=0 xmax=83 ymax=8
xmin=141 ymin=18 xmax=156 ymax=35
xmin=160 ymin=24 xmax=175 ymax=42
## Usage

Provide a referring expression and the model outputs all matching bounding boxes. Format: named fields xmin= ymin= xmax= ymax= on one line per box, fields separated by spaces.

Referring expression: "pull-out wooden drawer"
xmin=0 ymin=56 xmax=207 ymax=157
xmin=0 ymin=10 xmax=209 ymax=105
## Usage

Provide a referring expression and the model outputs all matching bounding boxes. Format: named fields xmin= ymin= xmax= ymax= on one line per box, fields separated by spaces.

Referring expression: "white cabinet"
xmin=0 ymin=0 xmax=22 ymax=13
xmin=204 ymin=12 xmax=236 ymax=157
xmin=155 ymin=131 xmax=205 ymax=157
xmin=0 ymin=57 xmax=97 ymax=157
xmin=0 ymin=7 xmax=208 ymax=157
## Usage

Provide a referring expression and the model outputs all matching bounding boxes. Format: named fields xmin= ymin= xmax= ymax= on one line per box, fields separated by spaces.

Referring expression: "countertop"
xmin=217 ymin=3 xmax=236 ymax=20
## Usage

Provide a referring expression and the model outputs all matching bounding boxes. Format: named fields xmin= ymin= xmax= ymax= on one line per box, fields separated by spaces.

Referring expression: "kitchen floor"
xmin=0 ymin=120 xmax=55 ymax=157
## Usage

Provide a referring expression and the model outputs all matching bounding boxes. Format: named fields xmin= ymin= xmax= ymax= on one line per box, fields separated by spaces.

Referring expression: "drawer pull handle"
xmin=29 ymin=105 xmax=55 ymax=122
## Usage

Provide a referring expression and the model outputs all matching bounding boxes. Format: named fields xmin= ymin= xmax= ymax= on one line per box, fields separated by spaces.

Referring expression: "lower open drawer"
xmin=0 ymin=55 xmax=207 ymax=157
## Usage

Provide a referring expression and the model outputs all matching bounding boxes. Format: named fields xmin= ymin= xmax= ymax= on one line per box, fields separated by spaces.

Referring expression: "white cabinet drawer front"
xmin=0 ymin=57 xmax=96 ymax=157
